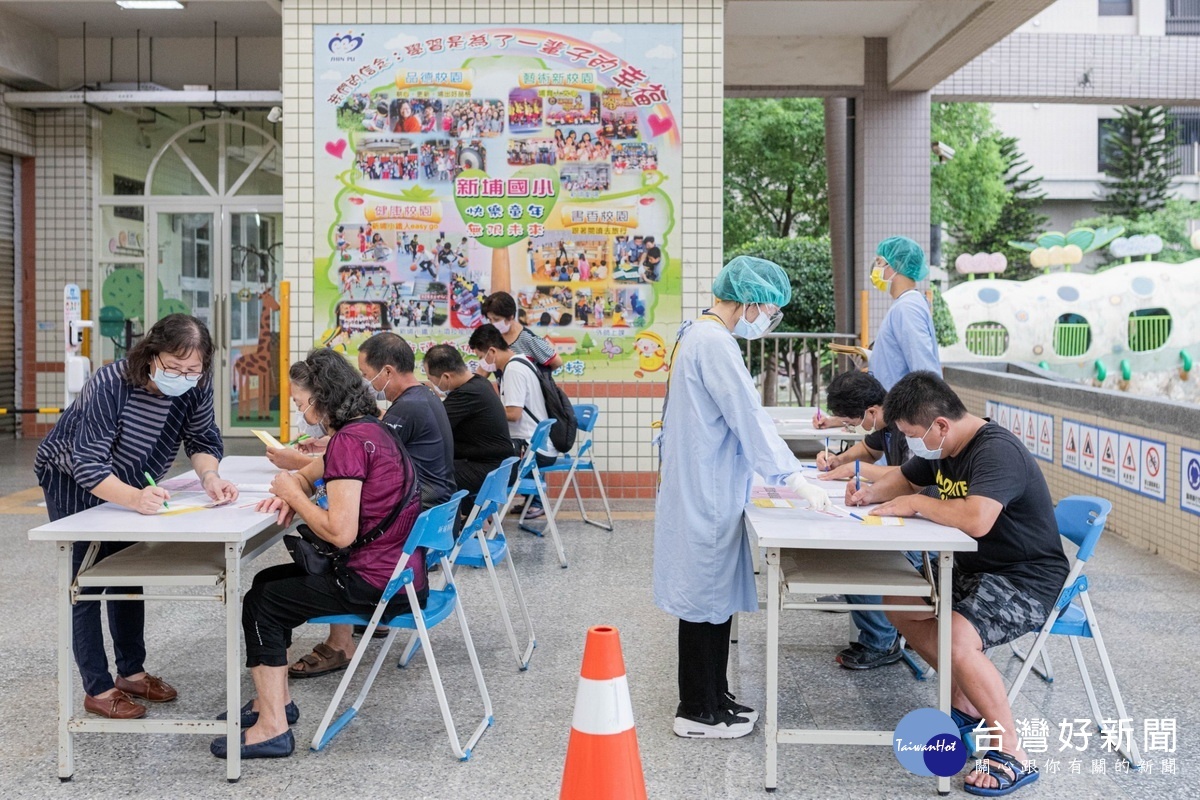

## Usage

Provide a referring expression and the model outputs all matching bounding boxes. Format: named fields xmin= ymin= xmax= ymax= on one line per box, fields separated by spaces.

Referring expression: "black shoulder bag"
xmin=284 ymin=418 xmax=419 ymax=583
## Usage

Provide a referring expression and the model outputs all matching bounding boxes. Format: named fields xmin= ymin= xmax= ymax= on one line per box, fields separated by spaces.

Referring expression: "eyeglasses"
xmin=156 ymin=357 xmax=204 ymax=381
xmin=760 ymin=306 xmax=784 ymax=334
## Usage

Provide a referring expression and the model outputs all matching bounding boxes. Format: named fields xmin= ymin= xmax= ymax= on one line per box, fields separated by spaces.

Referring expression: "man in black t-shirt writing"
xmin=848 ymin=372 xmax=1066 ymax=796
xmin=423 ymin=344 xmax=514 ymax=509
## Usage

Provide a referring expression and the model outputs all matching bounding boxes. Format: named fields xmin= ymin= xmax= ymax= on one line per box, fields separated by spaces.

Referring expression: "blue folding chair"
xmin=307 ymin=490 xmax=494 ymax=760
xmin=541 ymin=403 xmax=614 ymax=531
xmin=500 ymin=418 xmax=568 ymax=568
xmin=1005 ymin=496 xmax=1142 ymax=768
xmin=399 ymin=457 xmax=536 ymax=671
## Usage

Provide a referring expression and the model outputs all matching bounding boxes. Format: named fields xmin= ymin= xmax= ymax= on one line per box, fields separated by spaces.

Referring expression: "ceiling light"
xmin=116 ymin=1 xmax=186 ymax=9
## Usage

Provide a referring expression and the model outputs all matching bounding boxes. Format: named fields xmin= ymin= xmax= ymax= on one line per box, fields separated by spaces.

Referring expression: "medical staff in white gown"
xmin=653 ymin=255 xmax=831 ymax=740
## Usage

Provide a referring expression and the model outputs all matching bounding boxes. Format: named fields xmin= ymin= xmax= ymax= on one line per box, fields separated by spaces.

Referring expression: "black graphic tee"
xmin=901 ymin=421 xmax=1069 ymax=611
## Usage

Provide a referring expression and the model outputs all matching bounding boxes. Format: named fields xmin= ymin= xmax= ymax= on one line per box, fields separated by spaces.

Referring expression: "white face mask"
xmin=366 ymin=370 xmax=392 ymax=402
xmin=492 ymin=318 xmax=512 ymax=334
xmin=731 ymin=303 xmax=780 ymax=340
xmin=151 ymin=357 xmax=199 ymax=397
xmin=854 ymin=409 xmax=878 ymax=436
xmin=905 ymin=420 xmax=945 ymax=460
xmin=477 ymin=354 xmax=497 ymax=374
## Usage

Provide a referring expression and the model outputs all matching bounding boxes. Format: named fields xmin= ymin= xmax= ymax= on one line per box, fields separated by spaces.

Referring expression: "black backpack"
xmin=507 ymin=356 xmax=578 ymax=453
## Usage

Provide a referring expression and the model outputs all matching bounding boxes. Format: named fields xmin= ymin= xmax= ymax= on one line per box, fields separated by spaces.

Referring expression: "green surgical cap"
xmin=876 ymin=236 xmax=928 ymax=281
xmin=712 ymin=255 xmax=792 ymax=307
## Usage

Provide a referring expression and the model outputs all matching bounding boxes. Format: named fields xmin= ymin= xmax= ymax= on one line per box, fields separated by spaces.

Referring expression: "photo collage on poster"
xmin=315 ymin=25 xmax=682 ymax=379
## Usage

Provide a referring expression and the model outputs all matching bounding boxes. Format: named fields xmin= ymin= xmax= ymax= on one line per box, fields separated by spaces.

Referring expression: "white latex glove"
xmin=785 ymin=473 xmax=832 ymax=512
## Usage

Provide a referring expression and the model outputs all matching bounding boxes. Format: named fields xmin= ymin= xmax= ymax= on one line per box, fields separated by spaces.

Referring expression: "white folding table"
xmin=28 ymin=456 xmax=284 ymax=783
xmin=744 ymin=500 xmax=977 ymax=794
xmin=764 ymin=405 xmax=865 ymax=446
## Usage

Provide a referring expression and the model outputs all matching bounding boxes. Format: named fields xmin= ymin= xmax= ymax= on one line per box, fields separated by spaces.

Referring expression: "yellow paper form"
xmin=861 ymin=515 xmax=904 ymax=526
xmin=252 ymin=429 xmax=285 ymax=449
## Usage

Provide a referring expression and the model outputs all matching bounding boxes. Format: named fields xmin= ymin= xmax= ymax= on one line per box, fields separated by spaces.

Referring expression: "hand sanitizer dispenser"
xmin=64 ymin=284 xmax=93 ymax=406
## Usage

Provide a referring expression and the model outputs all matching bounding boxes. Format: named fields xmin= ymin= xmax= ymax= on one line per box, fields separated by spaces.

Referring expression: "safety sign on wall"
xmin=1062 ymin=420 xmax=1079 ymax=471
xmin=1097 ymin=428 xmax=1119 ymax=484
xmin=1141 ymin=439 xmax=1165 ymax=501
xmin=1062 ymin=416 xmax=1166 ymax=503
xmin=987 ymin=401 xmax=1052 ymax=463
xmin=1181 ymin=449 xmax=1200 ymax=516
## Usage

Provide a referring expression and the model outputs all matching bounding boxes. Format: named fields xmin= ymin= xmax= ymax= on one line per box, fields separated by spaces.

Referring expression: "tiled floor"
xmin=2 ymin=438 xmax=1196 ymax=798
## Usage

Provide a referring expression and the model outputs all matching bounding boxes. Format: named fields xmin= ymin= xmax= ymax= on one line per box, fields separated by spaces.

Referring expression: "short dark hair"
xmin=126 ymin=314 xmax=214 ymax=389
xmin=289 ymin=349 xmax=378 ymax=431
xmin=467 ymin=323 xmax=509 ymax=353
xmin=825 ymin=371 xmax=886 ymax=419
xmin=882 ymin=371 xmax=966 ymax=429
xmin=359 ymin=332 xmax=415 ymax=374
xmin=482 ymin=291 xmax=517 ymax=320
xmin=423 ymin=344 xmax=467 ymax=378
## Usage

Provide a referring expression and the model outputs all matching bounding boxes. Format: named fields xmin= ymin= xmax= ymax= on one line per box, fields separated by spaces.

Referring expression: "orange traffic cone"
xmin=560 ymin=626 xmax=648 ymax=800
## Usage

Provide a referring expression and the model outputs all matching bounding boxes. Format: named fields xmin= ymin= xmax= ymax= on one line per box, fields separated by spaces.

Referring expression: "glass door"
xmin=224 ymin=208 xmax=283 ymax=431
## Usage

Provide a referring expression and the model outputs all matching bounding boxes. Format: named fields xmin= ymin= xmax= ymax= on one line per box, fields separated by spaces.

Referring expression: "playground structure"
xmin=940 ymin=257 xmax=1200 ymax=385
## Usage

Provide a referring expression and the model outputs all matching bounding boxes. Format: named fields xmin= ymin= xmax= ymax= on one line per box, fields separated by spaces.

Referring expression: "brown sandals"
xmin=288 ymin=642 xmax=350 ymax=679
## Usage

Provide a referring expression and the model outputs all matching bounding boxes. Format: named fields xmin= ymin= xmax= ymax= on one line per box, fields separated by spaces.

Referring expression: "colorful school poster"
xmin=313 ymin=25 xmax=683 ymax=381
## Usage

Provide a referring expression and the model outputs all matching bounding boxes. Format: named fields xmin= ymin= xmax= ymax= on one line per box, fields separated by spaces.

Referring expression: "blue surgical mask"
xmin=905 ymin=421 xmax=945 ymax=460
xmin=151 ymin=358 xmax=198 ymax=397
xmin=733 ymin=305 xmax=772 ymax=340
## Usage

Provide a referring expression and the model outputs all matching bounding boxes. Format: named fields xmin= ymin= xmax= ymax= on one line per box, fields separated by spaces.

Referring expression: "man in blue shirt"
xmin=868 ymin=235 xmax=941 ymax=392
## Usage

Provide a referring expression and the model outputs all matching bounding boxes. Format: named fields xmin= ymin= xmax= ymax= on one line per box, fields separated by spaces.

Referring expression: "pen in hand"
xmin=855 ymin=459 xmax=861 ymax=492
xmin=143 ymin=471 xmax=169 ymax=510
xmin=286 ymin=433 xmax=311 ymax=447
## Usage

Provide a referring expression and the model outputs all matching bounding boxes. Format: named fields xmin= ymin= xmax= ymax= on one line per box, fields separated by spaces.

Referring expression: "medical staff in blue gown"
xmin=653 ymin=256 xmax=832 ymax=740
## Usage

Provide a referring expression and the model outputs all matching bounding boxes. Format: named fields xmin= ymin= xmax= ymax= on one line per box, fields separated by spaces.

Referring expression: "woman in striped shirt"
xmin=34 ymin=314 xmax=237 ymax=720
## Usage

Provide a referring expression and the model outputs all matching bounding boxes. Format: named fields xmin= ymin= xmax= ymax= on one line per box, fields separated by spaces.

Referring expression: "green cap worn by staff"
xmin=712 ymin=255 xmax=792 ymax=306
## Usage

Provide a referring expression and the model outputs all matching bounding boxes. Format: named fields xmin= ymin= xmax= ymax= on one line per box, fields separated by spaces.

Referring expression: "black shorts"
xmin=926 ymin=563 xmax=1050 ymax=650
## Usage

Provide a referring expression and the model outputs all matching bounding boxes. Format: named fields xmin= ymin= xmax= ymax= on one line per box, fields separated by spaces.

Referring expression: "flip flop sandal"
xmin=964 ymin=750 xmax=1039 ymax=797
xmin=288 ymin=642 xmax=350 ymax=679
xmin=951 ymin=707 xmax=983 ymax=752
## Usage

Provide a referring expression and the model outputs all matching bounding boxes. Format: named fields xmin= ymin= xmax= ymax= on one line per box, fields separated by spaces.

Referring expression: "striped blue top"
xmin=34 ymin=360 xmax=224 ymax=516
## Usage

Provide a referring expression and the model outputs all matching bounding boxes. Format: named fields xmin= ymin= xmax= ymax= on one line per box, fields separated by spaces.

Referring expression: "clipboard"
xmin=252 ymin=429 xmax=285 ymax=449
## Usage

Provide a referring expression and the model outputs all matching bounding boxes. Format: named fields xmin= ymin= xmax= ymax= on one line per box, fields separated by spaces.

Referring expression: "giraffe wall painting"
xmin=233 ymin=289 xmax=280 ymax=421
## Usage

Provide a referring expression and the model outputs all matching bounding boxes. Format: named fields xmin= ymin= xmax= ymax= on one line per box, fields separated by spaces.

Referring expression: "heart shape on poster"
xmin=349 ymin=196 xmax=364 ymax=205
xmin=451 ymin=165 xmax=560 ymax=249
xmin=325 ymin=139 xmax=348 ymax=159
xmin=647 ymin=114 xmax=674 ymax=138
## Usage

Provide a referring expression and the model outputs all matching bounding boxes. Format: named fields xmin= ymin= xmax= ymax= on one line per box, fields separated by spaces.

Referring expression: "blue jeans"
xmin=43 ymin=490 xmax=147 ymax=697
xmin=848 ymin=551 xmax=931 ymax=651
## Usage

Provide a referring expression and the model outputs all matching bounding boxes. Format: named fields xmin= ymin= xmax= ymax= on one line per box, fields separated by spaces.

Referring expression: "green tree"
xmin=930 ymin=285 xmax=958 ymax=347
xmin=932 ymin=103 xmax=1009 ymax=249
xmin=950 ymin=136 xmax=1050 ymax=281
xmin=580 ymin=332 xmax=596 ymax=353
xmin=1076 ymin=199 xmax=1200 ymax=269
xmin=1097 ymin=106 xmax=1180 ymax=220
xmin=723 ymin=99 xmax=827 ymax=251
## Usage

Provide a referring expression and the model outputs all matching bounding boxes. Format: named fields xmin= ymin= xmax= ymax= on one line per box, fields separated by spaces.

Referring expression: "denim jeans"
xmin=43 ymin=489 xmax=147 ymax=697
xmin=847 ymin=550 xmax=932 ymax=651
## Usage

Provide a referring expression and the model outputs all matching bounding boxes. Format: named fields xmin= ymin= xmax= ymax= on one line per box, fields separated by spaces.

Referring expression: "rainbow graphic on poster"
xmin=313 ymin=25 xmax=683 ymax=381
